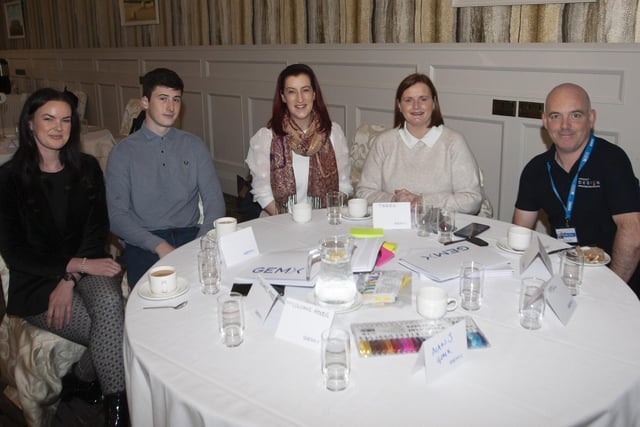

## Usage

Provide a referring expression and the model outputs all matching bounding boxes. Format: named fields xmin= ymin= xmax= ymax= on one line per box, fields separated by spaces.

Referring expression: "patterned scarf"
xmin=270 ymin=113 xmax=339 ymax=209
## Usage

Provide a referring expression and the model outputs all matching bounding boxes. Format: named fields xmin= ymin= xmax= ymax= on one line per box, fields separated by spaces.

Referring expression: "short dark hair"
xmin=268 ymin=64 xmax=331 ymax=137
xmin=141 ymin=68 xmax=184 ymax=99
xmin=393 ymin=73 xmax=444 ymax=128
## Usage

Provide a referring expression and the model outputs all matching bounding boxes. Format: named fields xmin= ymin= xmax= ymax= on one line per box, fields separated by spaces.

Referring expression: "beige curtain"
xmin=1 ymin=0 xmax=638 ymax=50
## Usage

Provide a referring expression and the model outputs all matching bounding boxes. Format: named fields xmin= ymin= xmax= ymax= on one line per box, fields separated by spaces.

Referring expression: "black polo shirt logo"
xmin=578 ymin=177 xmax=601 ymax=189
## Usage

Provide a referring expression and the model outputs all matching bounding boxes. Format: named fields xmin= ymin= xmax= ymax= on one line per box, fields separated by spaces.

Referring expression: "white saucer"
xmin=137 ymin=277 xmax=190 ymax=301
xmin=496 ymin=238 xmax=524 ymax=254
xmin=305 ymin=291 xmax=363 ymax=313
xmin=341 ymin=207 xmax=372 ymax=221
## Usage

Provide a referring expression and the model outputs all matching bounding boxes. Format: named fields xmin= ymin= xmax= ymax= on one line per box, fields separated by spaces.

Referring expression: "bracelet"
xmin=80 ymin=257 xmax=87 ymax=274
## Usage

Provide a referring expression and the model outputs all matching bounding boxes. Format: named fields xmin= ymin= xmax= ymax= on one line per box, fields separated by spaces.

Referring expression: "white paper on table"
xmin=398 ymin=243 xmax=511 ymax=282
xmin=218 ymin=227 xmax=260 ymax=267
xmin=372 ymin=202 xmax=411 ymax=229
xmin=233 ymin=249 xmax=318 ymax=287
xmin=246 ymin=277 xmax=281 ymax=323
xmin=415 ymin=319 xmax=466 ymax=383
xmin=544 ymin=275 xmax=577 ymax=326
xmin=274 ymin=298 xmax=335 ymax=351
xmin=520 ymin=235 xmax=554 ymax=276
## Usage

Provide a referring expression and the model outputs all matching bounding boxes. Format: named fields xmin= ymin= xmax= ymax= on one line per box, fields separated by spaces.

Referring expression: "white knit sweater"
xmin=355 ymin=126 xmax=482 ymax=214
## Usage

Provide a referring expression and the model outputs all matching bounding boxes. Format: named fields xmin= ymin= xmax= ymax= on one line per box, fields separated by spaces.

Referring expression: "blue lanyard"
xmin=546 ymin=134 xmax=595 ymax=226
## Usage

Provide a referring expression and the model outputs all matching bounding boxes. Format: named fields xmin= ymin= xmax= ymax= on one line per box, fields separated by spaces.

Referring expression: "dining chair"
xmin=0 ymin=254 xmax=85 ymax=427
xmin=118 ymin=98 xmax=143 ymax=139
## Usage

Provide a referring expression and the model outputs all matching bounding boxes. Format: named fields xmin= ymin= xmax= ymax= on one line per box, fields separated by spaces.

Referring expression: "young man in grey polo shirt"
xmin=106 ymin=68 xmax=225 ymax=287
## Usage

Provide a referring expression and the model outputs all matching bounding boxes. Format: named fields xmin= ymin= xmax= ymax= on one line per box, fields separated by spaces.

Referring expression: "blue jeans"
xmin=123 ymin=226 xmax=199 ymax=288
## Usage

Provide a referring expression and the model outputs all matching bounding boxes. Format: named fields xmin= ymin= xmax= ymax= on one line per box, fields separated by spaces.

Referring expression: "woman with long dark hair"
xmin=246 ymin=63 xmax=352 ymax=215
xmin=0 ymin=88 xmax=128 ymax=426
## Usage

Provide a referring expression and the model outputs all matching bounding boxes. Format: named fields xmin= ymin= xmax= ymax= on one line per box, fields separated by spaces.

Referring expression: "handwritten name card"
xmin=275 ymin=298 xmax=335 ymax=350
xmin=420 ymin=319 xmax=467 ymax=383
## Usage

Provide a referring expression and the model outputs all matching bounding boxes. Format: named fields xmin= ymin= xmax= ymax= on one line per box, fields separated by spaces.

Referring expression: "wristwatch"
xmin=63 ymin=273 xmax=77 ymax=285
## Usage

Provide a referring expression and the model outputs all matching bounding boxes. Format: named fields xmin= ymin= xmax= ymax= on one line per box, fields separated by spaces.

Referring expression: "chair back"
xmin=119 ymin=98 xmax=143 ymax=137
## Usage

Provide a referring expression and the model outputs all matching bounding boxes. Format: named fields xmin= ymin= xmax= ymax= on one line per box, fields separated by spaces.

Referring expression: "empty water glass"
xmin=198 ymin=249 xmax=221 ymax=295
xmin=321 ymin=328 xmax=351 ymax=391
xmin=560 ymin=250 xmax=584 ymax=296
xmin=326 ymin=191 xmax=345 ymax=225
xmin=459 ymin=261 xmax=484 ymax=311
xmin=200 ymin=235 xmax=217 ymax=251
xmin=519 ymin=277 xmax=546 ymax=330
xmin=438 ymin=208 xmax=456 ymax=243
xmin=414 ymin=202 xmax=434 ymax=237
xmin=217 ymin=292 xmax=245 ymax=347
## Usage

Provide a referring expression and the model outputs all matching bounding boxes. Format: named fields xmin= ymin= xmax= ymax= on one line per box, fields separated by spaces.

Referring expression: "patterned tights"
xmin=25 ymin=275 xmax=125 ymax=395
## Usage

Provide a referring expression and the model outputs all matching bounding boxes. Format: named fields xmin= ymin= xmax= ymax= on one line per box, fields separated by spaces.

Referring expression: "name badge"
xmin=556 ymin=227 xmax=578 ymax=244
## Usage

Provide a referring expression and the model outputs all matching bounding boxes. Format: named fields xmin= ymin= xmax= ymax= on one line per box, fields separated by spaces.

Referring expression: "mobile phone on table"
xmin=231 ymin=283 xmax=285 ymax=296
xmin=454 ymin=223 xmax=490 ymax=239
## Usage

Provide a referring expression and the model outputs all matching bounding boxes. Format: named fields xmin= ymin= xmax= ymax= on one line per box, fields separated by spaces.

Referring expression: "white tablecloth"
xmin=124 ymin=212 xmax=640 ymax=427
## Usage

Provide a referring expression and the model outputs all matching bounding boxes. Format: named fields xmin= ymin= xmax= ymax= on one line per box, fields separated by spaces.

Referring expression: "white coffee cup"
xmin=416 ymin=286 xmax=458 ymax=320
xmin=508 ymin=226 xmax=532 ymax=251
xmin=148 ymin=265 xmax=178 ymax=295
xmin=291 ymin=202 xmax=312 ymax=223
xmin=214 ymin=217 xmax=237 ymax=238
xmin=347 ymin=198 xmax=368 ymax=218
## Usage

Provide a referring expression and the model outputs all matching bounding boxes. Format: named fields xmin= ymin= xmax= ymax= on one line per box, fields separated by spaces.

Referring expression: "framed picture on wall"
xmin=119 ymin=0 xmax=160 ymax=26
xmin=4 ymin=1 xmax=25 ymax=39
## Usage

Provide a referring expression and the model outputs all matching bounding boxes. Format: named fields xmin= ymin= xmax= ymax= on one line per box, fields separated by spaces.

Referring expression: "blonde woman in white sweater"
xmin=356 ymin=73 xmax=482 ymax=214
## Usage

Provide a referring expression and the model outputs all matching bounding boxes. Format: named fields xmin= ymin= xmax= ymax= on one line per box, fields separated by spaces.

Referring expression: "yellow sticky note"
xmin=350 ymin=227 xmax=384 ymax=238
xmin=382 ymin=241 xmax=398 ymax=253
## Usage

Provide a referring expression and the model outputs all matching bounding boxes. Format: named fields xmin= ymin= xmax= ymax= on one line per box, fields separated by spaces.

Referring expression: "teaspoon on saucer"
xmin=143 ymin=300 xmax=188 ymax=310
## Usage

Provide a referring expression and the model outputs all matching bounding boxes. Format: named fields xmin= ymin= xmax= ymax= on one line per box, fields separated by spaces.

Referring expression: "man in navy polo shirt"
xmin=513 ymin=83 xmax=640 ymax=295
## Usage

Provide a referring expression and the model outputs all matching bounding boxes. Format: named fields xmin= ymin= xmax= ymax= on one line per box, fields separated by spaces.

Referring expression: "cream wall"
xmin=1 ymin=44 xmax=639 ymax=222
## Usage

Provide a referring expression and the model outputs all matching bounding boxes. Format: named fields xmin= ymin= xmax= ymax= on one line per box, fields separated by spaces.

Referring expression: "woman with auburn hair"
xmin=356 ymin=73 xmax=482 ymax=214
xmin=246 ymin=63 xmax=352 ymax=215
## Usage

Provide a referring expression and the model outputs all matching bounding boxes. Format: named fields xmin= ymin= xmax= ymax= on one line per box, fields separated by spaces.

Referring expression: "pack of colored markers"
xmin=350 ymin=316 xmax=490 ymax=358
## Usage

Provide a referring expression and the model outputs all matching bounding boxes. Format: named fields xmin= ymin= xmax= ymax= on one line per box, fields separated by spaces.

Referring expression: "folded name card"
xmin=415 ymin=319 xmax=466 ymax=383
xmin=218 ymin=227 xmax=259 ymax=267
xmin=246 ymin=276 xmax=281 ymax=323
xmin=520 ymin=235 xmax=553 ymax=277
xmin=275 ymin=298 xmax=335 ymax=350
xmin=545 ymin=275 xmax=577 ymax=326
xmin=372 ymin=202 xmax=411 ymax=229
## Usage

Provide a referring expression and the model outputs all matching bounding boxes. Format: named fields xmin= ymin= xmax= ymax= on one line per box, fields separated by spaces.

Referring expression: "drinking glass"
xmin=321 ymin=328 xmax=351 ymax=391
xmin=459 ymin=261 xmax=484 ymax=311
xmin=217 ymin=292 xmax=245 ymax=347
xmin=437 ymin=207 xmax=456 ymax=243
xmin=560 ymin=250 xmax=584 ymax=296
xmin=519 ymin=277 xmax=546 ymax=330
xmin=414 ymin=201 xmax=434 ymax=237
xmin=200 ymin=235 xmax=217 ymax=251
xmin=326 ymin=191 xmax=345 ymax=225
xmin=198 ymin=249 xmax=221 ymax=295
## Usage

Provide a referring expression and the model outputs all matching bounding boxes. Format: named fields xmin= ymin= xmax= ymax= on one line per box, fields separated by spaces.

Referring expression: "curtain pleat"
xmin=1 ymin=0 xmax=639 ymax=49
xmin=482 ymin=6 xmax=511 ymax=43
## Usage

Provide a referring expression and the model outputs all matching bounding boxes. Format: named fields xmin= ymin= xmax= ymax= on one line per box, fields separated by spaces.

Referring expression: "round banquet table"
xmin=123 ymin=211 xmax=640 ymax=427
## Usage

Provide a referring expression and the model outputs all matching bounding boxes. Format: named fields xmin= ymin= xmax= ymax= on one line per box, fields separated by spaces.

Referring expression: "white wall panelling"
xmin=2 ymin=44 xmax=639 ymax=222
